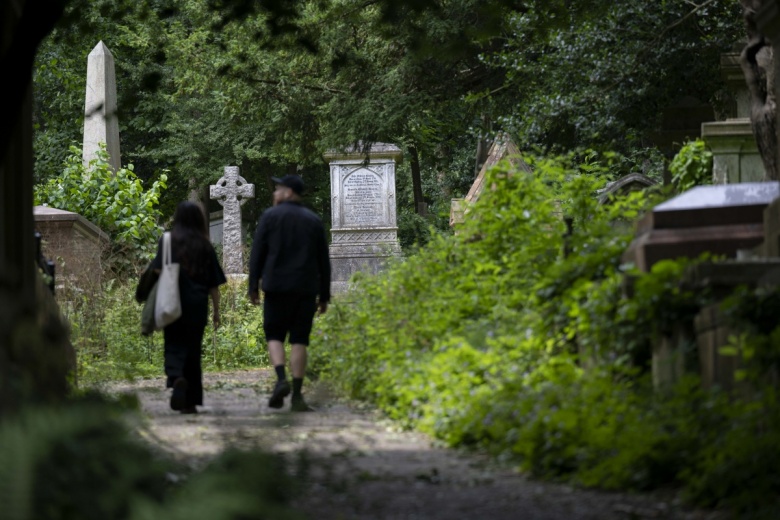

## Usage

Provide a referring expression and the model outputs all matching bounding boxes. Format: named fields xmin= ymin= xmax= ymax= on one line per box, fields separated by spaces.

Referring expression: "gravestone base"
xmin=329 ymin=228 xmax=401 ymax=295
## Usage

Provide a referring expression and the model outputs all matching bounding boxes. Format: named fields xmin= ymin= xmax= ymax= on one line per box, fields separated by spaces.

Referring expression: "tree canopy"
xmin=32 ymin=0 xmax=743 ymax=230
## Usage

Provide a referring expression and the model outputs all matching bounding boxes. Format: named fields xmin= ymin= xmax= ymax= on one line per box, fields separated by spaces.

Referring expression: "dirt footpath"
xmin=112 ymin=369 xmax=728 ymax=520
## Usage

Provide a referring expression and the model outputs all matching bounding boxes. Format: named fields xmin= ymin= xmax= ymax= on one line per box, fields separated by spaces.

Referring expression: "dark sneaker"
xmin=180 ymin=406 xmax=198 ymax=415
xmin=291 ymin=397 xmax=315 ymax=412
xmin=268 ymin=379 xmax=291 ymax=409
xmin=170 ymin=377 xmax=188 ymax=411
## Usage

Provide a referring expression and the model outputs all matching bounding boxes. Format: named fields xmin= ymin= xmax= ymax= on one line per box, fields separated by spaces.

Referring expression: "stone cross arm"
xmin=210 ymin=166 xmax=255 ymax=206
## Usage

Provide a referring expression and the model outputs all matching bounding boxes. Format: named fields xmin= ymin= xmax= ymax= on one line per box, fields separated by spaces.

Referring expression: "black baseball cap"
xmin=271 ymin=174 xmax=305 ymax=195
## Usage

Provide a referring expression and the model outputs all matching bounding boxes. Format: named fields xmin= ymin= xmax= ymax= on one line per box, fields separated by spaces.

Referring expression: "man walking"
xmin=248 ymin=174 xmax=331 ymax=412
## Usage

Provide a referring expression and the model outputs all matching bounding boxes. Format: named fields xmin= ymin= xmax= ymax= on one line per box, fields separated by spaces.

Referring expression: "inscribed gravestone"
xmin=82 ymin=41 xmax=121 ymax=172
xmin=325 ymin=143 xmax=403 ymax=294
xmin=210 ymin=166 xmax=254 ymax=274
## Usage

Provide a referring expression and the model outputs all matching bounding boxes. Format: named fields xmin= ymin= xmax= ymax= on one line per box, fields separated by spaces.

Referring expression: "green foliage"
xmin=681 ymin=389 xmax=780 ymax=518
xmin=397 ymin=208 xmax=434 ymax=250
xmin=309 ymin=150 xmax=780 ymax=517
xmin=670 ymin=139 xmax=713 ymax=192
xmin=67 ymin=280 xmax=268 ymax=386
xmin=485 ymin=1 xmax=742 ymax=154
xmin=34 ymin=145 xmax=168 ymax=273
xmin=0 ymin=393 xmax=303 ymax=520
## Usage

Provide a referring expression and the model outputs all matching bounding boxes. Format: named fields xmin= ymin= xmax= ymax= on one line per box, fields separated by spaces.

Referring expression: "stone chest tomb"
xmin=33 ymin=206 xmax=109 ymax=289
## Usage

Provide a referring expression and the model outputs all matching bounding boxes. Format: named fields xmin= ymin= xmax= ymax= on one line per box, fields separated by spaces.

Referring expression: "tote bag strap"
xmin=163 ymin=231 xmax=172 ymax=266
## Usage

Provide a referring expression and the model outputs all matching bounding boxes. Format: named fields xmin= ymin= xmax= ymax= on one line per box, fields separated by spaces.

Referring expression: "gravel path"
xmin=110 ymin=369 xmax=729 ymax=520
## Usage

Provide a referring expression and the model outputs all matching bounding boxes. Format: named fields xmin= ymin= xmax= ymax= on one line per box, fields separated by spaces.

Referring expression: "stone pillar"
xmin=324 ymin=143 xmax=403 ymax=295
xmin=82 ymin=41 xmax=121 ymax=172
xmin=209 ymin=166 xmax=254 ymax=275
xmin=701 ymin=48 xmax=764 ymax=183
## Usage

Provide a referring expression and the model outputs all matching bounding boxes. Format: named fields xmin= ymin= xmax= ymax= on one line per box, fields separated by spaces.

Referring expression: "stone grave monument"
xmin=33 ymin=206 xmax=110 ymax=290
xmin=700 ymin=45 xmax=764 ymax=184
xmin=450 ymin=137 xmax=531 ymax=228
xmin=209 ymin=166 xmax=254 ymax=275
xmin=623 ymin=181 xmax=780 ymax=273
xmin=324 ymin=143 xmax=403 ymax=294
xmin=596 ymin=173 xmax=658 ymax=205
xmin=622 ymin=181 xmax=780 ymax=390
xmin=82 ymin=41 xmax=121 ymax=172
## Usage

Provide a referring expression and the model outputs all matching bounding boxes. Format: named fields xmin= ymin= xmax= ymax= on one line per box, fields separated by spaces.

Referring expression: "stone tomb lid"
xmin=637 ymin=181 xmax=780 ymax=232
xmin=33 ymin=206 xmax=109 ymax=242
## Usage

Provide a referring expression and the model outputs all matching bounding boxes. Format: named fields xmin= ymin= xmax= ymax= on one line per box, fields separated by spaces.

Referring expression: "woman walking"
xmin=148 ymin=201 xmax=226 ymax=414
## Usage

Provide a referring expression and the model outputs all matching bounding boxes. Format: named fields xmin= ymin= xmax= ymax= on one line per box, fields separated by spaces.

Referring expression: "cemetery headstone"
xmin=623 ymin=181 xmax=780 ymax=391
xmin=82 ymin=41 xmax=121 ymax=172
xmin=209 ymin=210 xmax=224 ymax=245
xmin=209 ymin=166 xmax=254 ymax=274
xmin=324 ymin=143 xmax=403 ymax=295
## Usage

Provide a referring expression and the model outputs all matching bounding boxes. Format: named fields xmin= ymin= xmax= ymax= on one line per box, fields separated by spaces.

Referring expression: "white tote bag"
xmin=154 ymin=232 xmax=182 ymax=329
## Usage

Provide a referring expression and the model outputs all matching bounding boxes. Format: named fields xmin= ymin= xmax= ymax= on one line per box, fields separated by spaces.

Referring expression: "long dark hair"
xmin=170 ymin=201 xmax=213 ymax=280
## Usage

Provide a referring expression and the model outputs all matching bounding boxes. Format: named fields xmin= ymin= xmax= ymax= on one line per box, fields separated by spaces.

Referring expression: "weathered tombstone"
xmin=701 ymin=46 xmax=764 ymax=183
xmin=324 ymin=143 xmax=403 ymax=294
xmin=450 ymin=137 xmax=531 ymax=228
xmin=33 ymin=206 xmax=110 ymax=291
xmin=209 ymin=166 xmax=254 ymax=274
xmin=82 ymin=41 xmax=121 ymax=172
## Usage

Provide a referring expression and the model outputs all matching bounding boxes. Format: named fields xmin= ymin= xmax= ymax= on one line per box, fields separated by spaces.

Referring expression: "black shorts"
xmin=263 ymin=292 xmax=318 ymax=345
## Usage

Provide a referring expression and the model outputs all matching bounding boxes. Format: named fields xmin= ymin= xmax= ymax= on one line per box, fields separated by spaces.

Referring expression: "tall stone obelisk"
xmin=82 ymin=41 xmax=121 ymax=172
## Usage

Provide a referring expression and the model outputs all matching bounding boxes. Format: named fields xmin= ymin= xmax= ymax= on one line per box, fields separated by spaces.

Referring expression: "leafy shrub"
xmin=34 ymin=144 xmax=168 ymax=274
xmin=309 ymin=148 xmax=780 ymax=518
xmin=681 ymin=390 xmax=780 ymax=518
xmin=65 ymin=280 xmax=268 ymax=386
xmin=669 ymin=139 xmax=713 ymax=192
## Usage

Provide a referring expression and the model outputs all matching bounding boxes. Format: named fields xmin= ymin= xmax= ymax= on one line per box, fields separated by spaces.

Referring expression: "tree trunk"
xmin=409 ymin=145 xmax=426 ymax=216
xmin=1 ymin=0 xmax=74 ymax=416
xmin=741 ymin=0 xmax=780 ymax=180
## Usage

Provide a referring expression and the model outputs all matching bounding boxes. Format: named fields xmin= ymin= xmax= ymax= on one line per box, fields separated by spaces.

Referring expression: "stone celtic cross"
xmin=210 ymin=166 xmax=255 ymax=274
